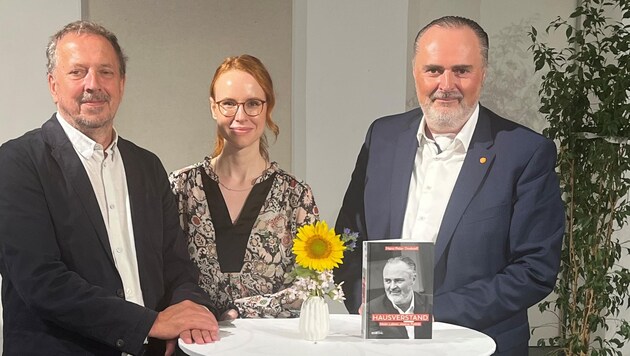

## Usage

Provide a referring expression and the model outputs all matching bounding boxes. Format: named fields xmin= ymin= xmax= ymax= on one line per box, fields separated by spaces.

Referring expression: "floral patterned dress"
xmin=169 ymin=159 xmax=319 ymax=317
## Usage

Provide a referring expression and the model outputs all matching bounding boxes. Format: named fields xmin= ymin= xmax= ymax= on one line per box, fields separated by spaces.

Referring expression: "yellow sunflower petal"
xmin=292 ymin=221 xmax=346 ymax=271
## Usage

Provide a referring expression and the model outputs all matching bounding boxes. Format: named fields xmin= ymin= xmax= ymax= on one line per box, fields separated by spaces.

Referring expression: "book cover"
xmin=361 ymin=240 xmax=434 ymax=339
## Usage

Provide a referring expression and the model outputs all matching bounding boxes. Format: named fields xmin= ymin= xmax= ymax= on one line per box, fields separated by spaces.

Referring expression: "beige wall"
xmin=0 ymin=0 xmax=79 ymax=143
xmin=85 ymin=0 xmax=293 ymax=173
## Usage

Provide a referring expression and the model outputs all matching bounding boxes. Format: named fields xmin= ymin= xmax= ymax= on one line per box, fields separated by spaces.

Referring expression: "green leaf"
xmin=530 ymin=0 xmax=630 ymax=352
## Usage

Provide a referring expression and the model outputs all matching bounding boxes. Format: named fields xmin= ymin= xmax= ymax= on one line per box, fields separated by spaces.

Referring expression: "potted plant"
xmin=528 ymin=0 xmax=630 ymax=354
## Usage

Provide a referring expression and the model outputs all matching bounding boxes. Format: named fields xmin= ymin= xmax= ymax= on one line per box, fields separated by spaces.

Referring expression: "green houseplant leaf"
xmin=529 ymin=0 xmax=630 ymax=355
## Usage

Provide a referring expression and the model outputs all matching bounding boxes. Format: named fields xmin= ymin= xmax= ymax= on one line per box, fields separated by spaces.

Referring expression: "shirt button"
xmin=116 ymin=247 xmax=123 ymax=253
xmin=126 ymin=288 xmax=132 ymax=295
xmin=109 ymin=204 xmax=115 ymax=209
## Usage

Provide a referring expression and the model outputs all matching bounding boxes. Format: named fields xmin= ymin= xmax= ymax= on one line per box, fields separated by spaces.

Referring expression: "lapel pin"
xmin=479 ymin=157 xmax=487 ymax=164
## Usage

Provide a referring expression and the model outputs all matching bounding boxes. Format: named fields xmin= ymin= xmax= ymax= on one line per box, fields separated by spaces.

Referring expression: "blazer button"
xmin=116 ymin=289 xmax=125 ymax=298
xmin=116 ymin=339 xmax=125 ymax=348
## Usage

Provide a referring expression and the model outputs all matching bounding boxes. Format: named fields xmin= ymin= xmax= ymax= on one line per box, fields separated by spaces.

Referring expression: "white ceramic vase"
xmin=299 ymin=295 xmax=330 ymax=341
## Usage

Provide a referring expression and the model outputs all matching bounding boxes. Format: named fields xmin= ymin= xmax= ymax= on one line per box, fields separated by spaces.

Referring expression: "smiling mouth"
xmin=434 ymin=98 xmax=459 ymax=103
xmin=431 ymin=90 xmax=463 ymax=103
xmin=81 ymin=92 xmax=110 ymax=104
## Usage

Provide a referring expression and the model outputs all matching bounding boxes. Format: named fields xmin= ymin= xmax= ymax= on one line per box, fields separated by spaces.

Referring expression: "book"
xmin=361 ymin=239 xmax=434 ymax=339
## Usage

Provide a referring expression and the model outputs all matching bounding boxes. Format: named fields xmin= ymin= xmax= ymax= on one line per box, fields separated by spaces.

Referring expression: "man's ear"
xmin=48 ymin=73 xmax=59 ymax=104
xmin=119 ymin=75 xmax=126 ymax=97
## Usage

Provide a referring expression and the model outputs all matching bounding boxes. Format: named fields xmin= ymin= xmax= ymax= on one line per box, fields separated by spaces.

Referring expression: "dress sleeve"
xmin=233 ymin=287 xmax=300 ymax=318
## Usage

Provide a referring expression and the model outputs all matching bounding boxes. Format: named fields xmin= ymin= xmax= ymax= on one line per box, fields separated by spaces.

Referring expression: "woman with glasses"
xmin=169 ymin=55 xmax=319 ymax=319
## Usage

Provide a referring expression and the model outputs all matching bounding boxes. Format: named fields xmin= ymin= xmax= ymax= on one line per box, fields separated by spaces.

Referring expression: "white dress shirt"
xmin=391 ymin=293 xmax=416 ymax=339
xmin=56 ymin=114 xmax=145 ymax=308
xmin=401 ymin=104 xmax=480 ymax=243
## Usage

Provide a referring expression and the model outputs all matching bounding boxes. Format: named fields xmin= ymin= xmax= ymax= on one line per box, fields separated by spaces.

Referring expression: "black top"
xmin=200 ymin=169 xmax=276 ymax=272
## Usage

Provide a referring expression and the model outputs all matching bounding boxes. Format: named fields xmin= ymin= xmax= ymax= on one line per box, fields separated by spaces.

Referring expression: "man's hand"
xmin=164 ymin=328 xmax=217 ymax=356
xmin=148 ymin=300 xmax=219 ymax=341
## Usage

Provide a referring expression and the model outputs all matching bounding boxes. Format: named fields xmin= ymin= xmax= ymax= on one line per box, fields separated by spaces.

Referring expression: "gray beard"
xmin=74 ymin=115 xmax=112 ymax=130
xmin=420 ymin=101 xmax=475 ymax=132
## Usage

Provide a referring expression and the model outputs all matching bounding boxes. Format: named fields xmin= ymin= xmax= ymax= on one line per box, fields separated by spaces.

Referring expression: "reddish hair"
xmin=209 ymin=54 xmax=279 ymax=161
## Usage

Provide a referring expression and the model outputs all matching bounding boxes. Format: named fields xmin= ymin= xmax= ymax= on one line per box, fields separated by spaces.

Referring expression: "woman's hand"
xmin=220 ymin=308 xmax=239 ymax=321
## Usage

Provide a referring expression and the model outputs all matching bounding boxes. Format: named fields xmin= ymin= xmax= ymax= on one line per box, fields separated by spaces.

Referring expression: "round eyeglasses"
xmin=215 ymin=98 xmax=266 ymax=117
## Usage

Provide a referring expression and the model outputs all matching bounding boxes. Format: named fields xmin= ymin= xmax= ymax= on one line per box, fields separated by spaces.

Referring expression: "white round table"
xmin=179 ymin=314 xmax=496 ymax=356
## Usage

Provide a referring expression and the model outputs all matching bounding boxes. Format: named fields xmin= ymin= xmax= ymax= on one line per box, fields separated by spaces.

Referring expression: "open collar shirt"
xmin=401 ymin=104 xmax=480 ymax=243
xmin=391 ymin=293 xmax=416 ymax=339
xmin=56 ymin=114 xmax=145 ymax=309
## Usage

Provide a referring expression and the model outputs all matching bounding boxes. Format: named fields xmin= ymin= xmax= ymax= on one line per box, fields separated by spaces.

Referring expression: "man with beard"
xmin=366 ymin=257 xmax=432 ymax=339
xmin=335 ymin=16 xmax=564 ymax=355
xmin=0 ymin=21 xmax=223 ymax=356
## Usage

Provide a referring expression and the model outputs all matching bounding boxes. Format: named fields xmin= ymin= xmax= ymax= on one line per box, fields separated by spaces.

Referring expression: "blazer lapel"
xmin=43 ymin=116 xmax=115 ymax=264
xmin=389 ymin=116 xmax=421 ymax=239
xmin=434 ymin=107 xmax=495 ymax=263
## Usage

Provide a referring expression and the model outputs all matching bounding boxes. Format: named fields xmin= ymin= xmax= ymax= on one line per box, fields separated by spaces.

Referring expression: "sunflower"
xmin=293 ymin=221 xmax=346 ymax=271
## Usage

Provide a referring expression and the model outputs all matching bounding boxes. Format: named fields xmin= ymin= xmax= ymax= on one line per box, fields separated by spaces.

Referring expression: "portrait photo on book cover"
xmin=364 ymin=242 xmax=434 ymax=339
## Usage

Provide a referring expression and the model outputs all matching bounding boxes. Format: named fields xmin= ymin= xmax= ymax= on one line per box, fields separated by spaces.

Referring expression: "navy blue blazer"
xmin=336 ymin=105 xmax=564 ymax=353
xmin=0 ymin=115 xmax=214 ymax=355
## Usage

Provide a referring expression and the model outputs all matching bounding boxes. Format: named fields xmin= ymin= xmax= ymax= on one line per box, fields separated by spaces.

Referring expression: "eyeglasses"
xmin=215 ymin=98 xmax=266 ymax=117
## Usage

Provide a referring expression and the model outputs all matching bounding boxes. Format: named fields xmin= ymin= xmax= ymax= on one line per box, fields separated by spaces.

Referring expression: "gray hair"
xmin=385 ymin=256 xmax=417 ymax=273
xmin=46 ymin=20 xmax=127 ymax=76
xmin=413 ymin=16 xmax=489 ymax=67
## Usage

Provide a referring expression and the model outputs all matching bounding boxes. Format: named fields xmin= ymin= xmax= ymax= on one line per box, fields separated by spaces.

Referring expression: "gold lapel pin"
xmin=479 ymin=157 xmax=487 ymax=164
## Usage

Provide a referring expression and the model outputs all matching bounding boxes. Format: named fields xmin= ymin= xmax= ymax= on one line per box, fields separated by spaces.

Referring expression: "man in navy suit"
xmin=0 ymin=21 xmax=222 ymax=355
xmin=336 ymin=16 xmax=564 ymax=355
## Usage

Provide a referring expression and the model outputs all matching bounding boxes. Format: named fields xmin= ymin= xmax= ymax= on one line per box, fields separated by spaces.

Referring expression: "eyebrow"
xmin=423 ymin=65 xmax=444 ymax=71
xmin=452 ymin=64 xmax=474 ymax=71
xmin=422 ymin=64 xmax=474 ymax=71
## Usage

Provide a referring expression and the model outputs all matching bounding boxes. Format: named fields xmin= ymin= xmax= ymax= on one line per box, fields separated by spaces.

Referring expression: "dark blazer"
xmin=0 ymin=115 xmax=213 ymax=356
xmin=336 ymin=106 xmax=564 ymax=353
xmin=366 ymin=292 xmax=432 ymax=339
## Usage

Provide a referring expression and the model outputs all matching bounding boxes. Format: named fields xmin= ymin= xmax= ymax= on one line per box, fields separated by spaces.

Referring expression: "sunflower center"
xmin=307 ymin=235 xmax=331 ymax=259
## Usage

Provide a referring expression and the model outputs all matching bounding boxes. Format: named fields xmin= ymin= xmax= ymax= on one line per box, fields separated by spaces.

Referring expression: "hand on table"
xmin=164 ymin=327 xmax=218 ymax=356
xmin=149 ymin=299 xmax=219 ymax=341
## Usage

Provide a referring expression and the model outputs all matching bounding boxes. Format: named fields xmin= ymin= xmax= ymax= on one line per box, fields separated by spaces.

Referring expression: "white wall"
xmin=605 ymin=15 xmax=630 ymax=356
xmin=0 ymin=0 xmax=82 ymax=348
xmin=0 ymin=0 xmax=80 ymax=143
xmin=292 ymin=0 xmax=410 ymax=225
